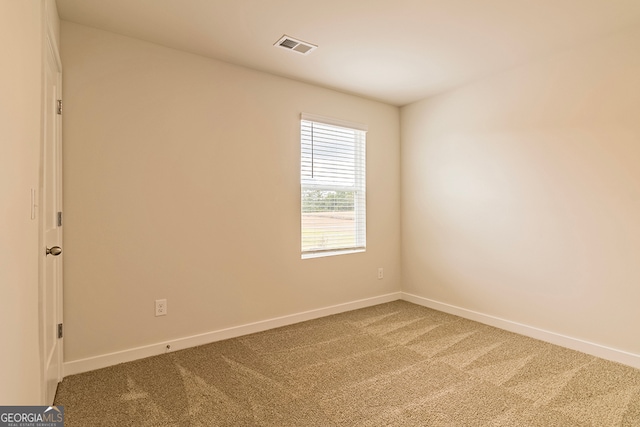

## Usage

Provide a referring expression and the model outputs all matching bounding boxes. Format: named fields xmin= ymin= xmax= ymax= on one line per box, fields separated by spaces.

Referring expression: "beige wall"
xmin=0 ymin=0 xmax=59 ymax=404
xmin=402 ymin=25 xmax=640 ymax=354
xmin=61 ymin=22 xmax=400 ymax=362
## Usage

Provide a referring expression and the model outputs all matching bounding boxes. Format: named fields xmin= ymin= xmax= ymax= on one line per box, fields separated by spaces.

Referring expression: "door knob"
xmin=46 ymin=246 xmax=62 ymax=256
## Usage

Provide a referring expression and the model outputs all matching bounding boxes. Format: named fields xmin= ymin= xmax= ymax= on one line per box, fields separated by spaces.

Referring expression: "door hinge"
xmin=57 ymin=99 xmax=62 ymax=115
xmin=57 ymin=323 xmax=63 ymax=339
xmin=57 ymin=211 xmax=63 ymax=227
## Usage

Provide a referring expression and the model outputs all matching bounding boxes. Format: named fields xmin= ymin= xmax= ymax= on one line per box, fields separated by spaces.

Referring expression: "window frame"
xmin=300 ymin=113 xmax=367 ymax=259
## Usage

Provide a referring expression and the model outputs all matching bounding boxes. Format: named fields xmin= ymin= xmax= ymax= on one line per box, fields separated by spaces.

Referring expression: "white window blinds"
xmin=301 ymin=114 xmax=367 ymax=258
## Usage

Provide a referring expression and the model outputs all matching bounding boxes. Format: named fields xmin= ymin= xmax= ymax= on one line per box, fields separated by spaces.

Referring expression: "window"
xmin=300 ymin=113 xmax=367 ymax=258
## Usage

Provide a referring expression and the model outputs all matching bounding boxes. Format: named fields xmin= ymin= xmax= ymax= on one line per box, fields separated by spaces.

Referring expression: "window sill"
xmin=301 ymin=248 xmax=365 ymax=259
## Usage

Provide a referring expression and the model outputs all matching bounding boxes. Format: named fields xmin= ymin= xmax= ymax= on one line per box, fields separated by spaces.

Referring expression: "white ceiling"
xmin=56 ymin=0 xmax=640 ymax=106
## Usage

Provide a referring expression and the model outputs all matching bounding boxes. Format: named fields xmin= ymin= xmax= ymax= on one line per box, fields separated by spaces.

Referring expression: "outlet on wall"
xmin=377 ymin=268 xmax=384 ymax=279
xmin=155 ymin=299 xmax=167 ymax=316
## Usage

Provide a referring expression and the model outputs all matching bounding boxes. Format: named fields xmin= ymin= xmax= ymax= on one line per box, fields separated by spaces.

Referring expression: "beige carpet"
xmin=55 ymin=301 xmax=640 ymax=426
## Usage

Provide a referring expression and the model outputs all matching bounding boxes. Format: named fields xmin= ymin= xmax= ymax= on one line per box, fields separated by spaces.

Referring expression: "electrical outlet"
xmin=155 ymin=299 xmax=167 ymax=316
xmin=377 ymin=268 xmax=384 ymax=279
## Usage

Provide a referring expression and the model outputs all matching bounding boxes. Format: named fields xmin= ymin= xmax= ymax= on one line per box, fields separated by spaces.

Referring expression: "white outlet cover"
xmin=155 ymin=299 xmax=167 ymax=316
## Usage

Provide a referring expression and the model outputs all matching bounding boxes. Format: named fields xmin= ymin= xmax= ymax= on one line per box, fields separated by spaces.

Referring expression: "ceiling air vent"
xmin=274 ymin=35 xmax=317 ymax=55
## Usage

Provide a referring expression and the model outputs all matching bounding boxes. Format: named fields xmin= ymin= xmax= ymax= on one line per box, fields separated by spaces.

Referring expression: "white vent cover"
xmin=274 ymin=35 xmax=317 ymax=55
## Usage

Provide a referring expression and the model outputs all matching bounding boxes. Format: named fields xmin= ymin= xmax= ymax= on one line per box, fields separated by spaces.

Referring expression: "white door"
xmin=41 ymin=33 xmax=63 ymax=405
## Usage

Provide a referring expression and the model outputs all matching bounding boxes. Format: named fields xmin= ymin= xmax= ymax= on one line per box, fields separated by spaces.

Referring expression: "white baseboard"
xmin=63 ymin=292 xmax=402 ymax=377
xmin=401 ymin=292 xmax=640 ymax=369
xmin=64 ymin=290 xmax=640 ymax=376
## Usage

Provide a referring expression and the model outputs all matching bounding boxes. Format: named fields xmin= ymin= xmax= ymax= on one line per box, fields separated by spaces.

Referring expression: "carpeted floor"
xmin=55 ymin=300 xmax=640 ymax=426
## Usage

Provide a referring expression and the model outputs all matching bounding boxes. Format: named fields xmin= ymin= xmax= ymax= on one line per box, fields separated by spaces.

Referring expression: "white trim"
xmin=302 ymin=248 xmax=365 ymax=259
xmin=44 ymin=3 xmax=62 ymax=72
xmin=64 ymin=291 xmax=640 ymax=376
xmin=301 ymin=113 xmax=368 ymax=132
xmin=401 ymin=292 xmax=640 ymax=369
xmin=63 ymin=292 xmax=402 ymax=376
